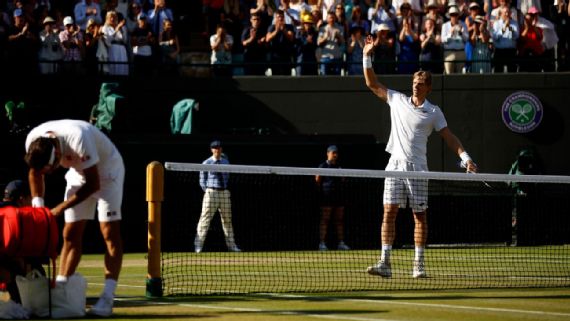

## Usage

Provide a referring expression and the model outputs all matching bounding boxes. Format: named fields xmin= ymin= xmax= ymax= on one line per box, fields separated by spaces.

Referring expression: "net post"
xmin=146 ymin=161 xmax=164 ymax=298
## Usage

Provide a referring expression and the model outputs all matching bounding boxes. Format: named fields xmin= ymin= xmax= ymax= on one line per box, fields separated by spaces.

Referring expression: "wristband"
xmin=32 ymin=196 xmax=45 ymax=208
xmin=363 ymin=56 xmax=372 ymax=69
xmin=459 ymin=151 xmax=472 ymax=163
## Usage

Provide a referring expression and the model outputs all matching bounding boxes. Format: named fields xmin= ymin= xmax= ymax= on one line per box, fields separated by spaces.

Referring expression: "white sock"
xmin=381 ymin=245 xmax=392 ymax=262
xmin=415 ymin=246 xmax=425 ymax=262
xmin=55 ymin=275 xmax=68 ymax=283
xmin=103 ymin=279 xmax=118 ymax=298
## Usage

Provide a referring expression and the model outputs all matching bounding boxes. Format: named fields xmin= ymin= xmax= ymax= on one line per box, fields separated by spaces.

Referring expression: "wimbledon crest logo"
xmin=501 ymin=91 xmax=543 ymax=133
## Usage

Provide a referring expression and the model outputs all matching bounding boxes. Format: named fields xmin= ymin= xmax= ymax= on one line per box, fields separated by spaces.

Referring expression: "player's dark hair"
xmin=24 ymin=137 xmax=56 ymax=170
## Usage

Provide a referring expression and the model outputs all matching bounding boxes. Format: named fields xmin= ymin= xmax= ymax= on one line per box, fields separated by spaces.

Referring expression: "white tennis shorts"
xmin=63 ymin=162 xmax=125 ymax=223
xmin=383 ymin=158 xmax=429 ymax=212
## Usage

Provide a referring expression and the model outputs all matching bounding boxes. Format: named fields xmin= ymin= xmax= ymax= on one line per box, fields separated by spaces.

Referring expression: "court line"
xmin=114 ymin=298 xmax=398 ymax=321
xmin=259 ymin=293 xmax=570 ymax=318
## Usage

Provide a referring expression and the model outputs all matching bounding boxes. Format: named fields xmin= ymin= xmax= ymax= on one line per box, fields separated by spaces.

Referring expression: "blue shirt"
xmin=318 ymin=160 xmax=342 ymax=193
xmin=200 ymin=156 xmax=230 ymax=191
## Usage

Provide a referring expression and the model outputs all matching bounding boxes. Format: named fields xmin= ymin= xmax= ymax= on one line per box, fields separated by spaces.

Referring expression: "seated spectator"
xmin=491 ymin=6 xmax=519 ymax=72
xmin=398 ymin=13 xmax=420 ymax=74
xmin=59 ymin=15 xmax=84 ymax=74
xmin=38 ymin=16 xmax=63 ymax=74
xmin=131 ymin=12 xmax=155 ymax=76
xmin=347 ymin=24 xmax=365 ymax=75
xmin=101 ymin=11 xmax=129 ymax=75
xmin=470 ymin=15 xmax=492 ymax=73
xmin=242 ymin=12 xmax=268 ymax=76
xmin=266 ymin=9 xmax=296 ymax=75
xmin=518 ymin=7 xmax=544 ymax=72
xmin=419 ymin=17 xmax=443 ymax=73
xmin=373 ymin=23 xmax=396 ymax=74
xmin=441 ymin=6 xmax=469 ymax=74
xmin=296 ymin=11 xmax=319 ymax=75
xmin=158 ymin=18 xmax=180 ymax=75
xmin=317 ymin=11 xmax=344 ymax=75
xmin=210 ymin=22 xmax=234 ymax=76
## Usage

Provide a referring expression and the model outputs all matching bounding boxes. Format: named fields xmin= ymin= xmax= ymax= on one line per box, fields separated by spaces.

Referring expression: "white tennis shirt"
xmin=385 ymin=89 xmax=448 ymax=165
xmin=25 ymin=119 xmax=122 ymax=179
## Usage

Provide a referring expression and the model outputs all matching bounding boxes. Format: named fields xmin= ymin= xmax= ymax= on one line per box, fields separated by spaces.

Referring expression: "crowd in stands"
xmin=1 ymin=0 xmax=569 ymax=76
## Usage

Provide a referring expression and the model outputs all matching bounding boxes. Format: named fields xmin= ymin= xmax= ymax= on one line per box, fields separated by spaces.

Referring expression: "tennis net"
xmin=159 ymin=162 xmax=570 ymax=295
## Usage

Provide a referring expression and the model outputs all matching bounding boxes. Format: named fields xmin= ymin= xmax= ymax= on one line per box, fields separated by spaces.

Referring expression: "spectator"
xmin=419 ymin=17 xmax=443 ymax=73
xmin=126 ymin=0 xmax=144 ymax=33
xmin=84 ymin=17 xmax=103 ymax=75
xmin=464 ymin=2 xmax=481 ymax=72
xmin=0 ymin=180 xmax=31 ymax=208
xmin=317 ymin=0 xmax=342 ymax=21
xmin=536 ymin=9 xmax=559 ymax=72
xmin=393 ymin=0 xmax=423 ymax=17
xmin=101 ymin=11 xmax=129 ymax=76
xmin=280 ymin=0 xmax=302 ymax=27
xmin=38 ymin=16 xmax=63 ymax=74
xmin=203 ymin=0 xmax=225 ymax=37
xmin=249 ymin=0 xmax=273 ymax=32
xmin=334 ymin=3 xmax=349 ymax=40
xmin=490 ymin=0 xmax=518 ymax=26
xmin=398 ymin=8 xmax=420 ymax=74
xmin=311 ymin=5 xmax=324 ymax=30
xmin=74 ymin=0 xmax=102 ymax=31
xmin=441 ymin=6 xmax=469 ymax=73
xmin=349 ymin=5 xmax=370 ymax=35
xmin=210 ymin=22 xmax=234 ymax=76
xmin=425 ymin=0 xmax=444 ymax=33
xmin=316 ymin=145 xmax=350 ymax=251
xmin=194 ymin=140 xmax=241 ymax=253
xmin=296 ymin=10 xmax=319 ymax=75
xmin=396 ymin=2 xmax=421 ymax=39
xmin=131 ymin=12 xmax=155 ymax=76
xmin=59 ymin=15 xmax=84 ymax=75
xmin=317 ymin=11 xmax=344 ymax=75
xmin=518 ymin=7 xmax=544 ymax=71
xmin=517 ymin=0 xmax=542 ymax=18
xmin=552 ymin=0 xmax=569 ymax=70
xmin=373 ymin=22 xmax=397 ymax=74
xmin=446 ymin=0 xmax=469 ymax=20
xmin=242 ymin=12 xmax=268 ymax=75
xmin=158 ymin=18 xmax=179 ymax=75
xmin=148 ymin=0 xmax=173 ymax=36
xmin=368 ymin=0 xmax=396 ymax=35
xmin=470 ymin=15 xmax=492 ymax=73
xmin=266 ymin=9 xmax=296 ymax=75
xmin=491 ymin=6 xmax=519 ymax=72
xmin=347 ymin=24 xmax=365 ymax=74
xmin=7 ymin=8 xmax=39 ymax=75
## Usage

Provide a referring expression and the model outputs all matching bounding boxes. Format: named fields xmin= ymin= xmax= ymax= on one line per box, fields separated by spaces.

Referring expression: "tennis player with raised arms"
xmin=362 ymin=35 xmax=478 ymax=278
xmin=24 ymin=119 xmax=124 ymax=316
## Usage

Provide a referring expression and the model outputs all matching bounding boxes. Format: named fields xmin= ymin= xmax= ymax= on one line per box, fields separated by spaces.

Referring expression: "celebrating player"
xmin=362 ymin=35 xmax=477 ymax=278
xmin=24 ymin=119 xmax=124 ymax=317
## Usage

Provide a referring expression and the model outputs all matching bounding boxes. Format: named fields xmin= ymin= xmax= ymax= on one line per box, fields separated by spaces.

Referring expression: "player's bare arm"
xmin=363 ymin=35 xmax=388 ymax=102
xmin=28 ymin=168 xmax=45 ymax=199
xmin=51 ymin=165 xmax=101 ymax=216
xmin=439 ymin=127 xmax=478 ymax=173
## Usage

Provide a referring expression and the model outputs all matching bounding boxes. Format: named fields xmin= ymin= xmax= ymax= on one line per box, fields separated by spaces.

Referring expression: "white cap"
xmin=63 ymin=16 xmax=74 ymax=26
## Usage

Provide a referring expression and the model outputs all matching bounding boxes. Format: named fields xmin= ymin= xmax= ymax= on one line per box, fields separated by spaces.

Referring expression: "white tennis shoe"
xmin=367 ymin=260 xmax=391 ymax=278
xmin=413 ymin=260 xmax=427 ymax=278
xmin=228 ymin=245 xmax=241 ymax=252
xmin=88 ymin=294 xmax=114 ymax=317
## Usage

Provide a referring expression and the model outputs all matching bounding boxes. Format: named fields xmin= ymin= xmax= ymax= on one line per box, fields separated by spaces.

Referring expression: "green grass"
xmin=20 ymin=252 xmax=570 ymax=320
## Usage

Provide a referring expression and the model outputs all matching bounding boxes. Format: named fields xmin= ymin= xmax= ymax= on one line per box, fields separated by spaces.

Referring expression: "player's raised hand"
xmin=363 ymin=35 xmax=374 ymax=57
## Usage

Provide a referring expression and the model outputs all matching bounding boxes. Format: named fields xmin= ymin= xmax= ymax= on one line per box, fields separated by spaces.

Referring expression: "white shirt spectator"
xmin=441 ymin=20 xmax=469 ymax=50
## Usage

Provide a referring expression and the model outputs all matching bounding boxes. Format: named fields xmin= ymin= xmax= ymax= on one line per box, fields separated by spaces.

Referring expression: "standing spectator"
xmin=101 ymin=10 xmax=129 ymax=76
xmin=362 ymin=37 xmax=478 ymax=279
xmin=296 ymin=11 xmax=319 ymax=75
xmin=552 ymin=0 xmax=569 ymax=70
xmin=490 ymin=0 xmax=518 ymax=26
xmin=74 ymin=0 xmax=102 ymax=31
xmin=536 ymin=11 xmax=558 ymax=71
xmin=83 ymin=17 xmax=102 ymax=75
xmin=7 ymin=8 xmax=39 ymax=76
xmin=59 ymin=16 xmax=84 ymax=75
xmin=148 ymin=0 xmax=173 ymax=36
xmin=373 ymin=23 xmax=397 ymax=74
xmin=470 ymin=15 xmax=492 ymax=73
xmin=419 ymin=18 xmax=443 ymax=73
xmin=194 ymin=140 xmax=241 ymax=253
xmin=517 ymin=0 xmax=542 ymax=19
xmin=126 ymin=0 xmax=143 ymax=33
xmin=350 ymin=5 xmax=370 ymax=35
xmin=242 ymin=12 xmax=268 ymax=75
xmin=158 ymin=18 xmax=179 ymax=75
xmin=334 ymin=3 xmax=349 ymax=40
xmin=347 ymin=24 xmax=365 ymax=74
xmin=316 ymin=145 xmax=350 ymax=251
xmin=491 ymin=6 xmax=519 ymax=72
xmin=517 ymin=7 xmax=544 ymax=71
xmin=311 ymin=5 xmax=324 ymax=30
xmin=24 ymin=119 xmax=125 ymax=317
xmin=38 ymin=16 xmax=63 ymax=74
xmin=266 ymin=9 xmax=296 ymax=75
xmin=131 ymin=12 xmax=155 ymax=76
xmin=398 ymin=10 xmax=420 ymax=74
xmin=368 ymin=0 xmax=397 ymax=35
xmin=210 ymin=22 xmax=234 ymax=76
xmin=317 ymin=11 xmax=344 ymax=75
xmin=441 ymin=6 xmax=469 ymax=74
xmin=464 ymin=2 xmax=481 ymax=72
xmin=425 ymin=0 xmax=443 ymax=33
xmin=317 ymin=0 xmax=342 ymax=21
